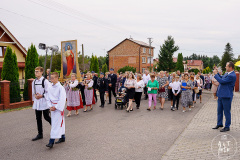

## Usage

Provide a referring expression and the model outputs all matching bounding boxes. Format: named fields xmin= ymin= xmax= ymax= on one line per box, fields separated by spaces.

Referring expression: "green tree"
xmin=93 ymin=55 xmax=100 ymax=74
xmin=51 ymin=51 xmax=61 ymax=71
xmin=89 ymin=54 xmax=94 ymax=71
xmin=98 ymin=56 xmax=106 ymax=69
xmin=212 ymin=55 xmax=220 ymax=66
xmin=176 ymin=53 xmax=184 ymax=72
xmin=90 ymin=55 xmax=100 ymax=74
xmin=221 ymin=43 xmax=234 ymax=71
xmin=118 ymin=66 xmax=136 ymax=73
xmin=23 ymin=44 xmax=39 ymax=100
xmin=158 ymin=36 xmax=179 ymax=71
xmin=101 ymin=63 xmax=108 ymax=74
xmin=1 ymin=47 xmax=21 ymax=103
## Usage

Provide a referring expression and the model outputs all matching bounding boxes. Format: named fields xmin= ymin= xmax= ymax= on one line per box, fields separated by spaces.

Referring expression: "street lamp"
xmin=38 ymin=43 xmax=59 ymax=80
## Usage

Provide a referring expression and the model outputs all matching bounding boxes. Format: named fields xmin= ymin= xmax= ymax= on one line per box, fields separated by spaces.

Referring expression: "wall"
xmin=109 ymin=39 xmax=154 ymax=72
xmin=0 ymin=43 xmax=25 ymax=62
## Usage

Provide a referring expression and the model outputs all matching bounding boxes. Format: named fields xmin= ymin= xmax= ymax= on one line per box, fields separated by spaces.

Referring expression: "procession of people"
xmin=31 ymin=62 xmax=236 ymax=149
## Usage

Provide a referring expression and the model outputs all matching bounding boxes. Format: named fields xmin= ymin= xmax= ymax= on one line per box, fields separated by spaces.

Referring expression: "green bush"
xmin=188 ymin=68 xmax=200 ymax=75
xmin=1 ymin=47 xmax=21 ymax=103
xmin=23 ymin=44 xmax=39 ymax=100
xmin=118 ymin=66 xmax=136 ymax=73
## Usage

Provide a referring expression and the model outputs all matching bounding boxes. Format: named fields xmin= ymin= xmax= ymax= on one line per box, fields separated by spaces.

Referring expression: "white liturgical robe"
xmin=46 ymin=82 xmax=66 ymax=139
xmin=32 ymin=76 xmax=50 ymax=110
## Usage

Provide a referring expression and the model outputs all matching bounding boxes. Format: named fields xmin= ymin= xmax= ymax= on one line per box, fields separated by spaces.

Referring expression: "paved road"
xmin=0 ymin=92 xmax=210 ymax=160
xmin=162 ymin=92 xmax=240 ymax=160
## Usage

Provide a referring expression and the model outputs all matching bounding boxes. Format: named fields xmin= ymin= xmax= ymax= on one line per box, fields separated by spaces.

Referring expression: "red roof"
xmin=0 ymin=62 xmax=25 ymax=68
xmin=108 ymin=38 xmax=154 ymax=53
xmin=187 ymin=60 xmax=203 ymax=66
xmin=173 ymin=57 xmax=177 ymax=63
xmin=0 ymin=21 xmax=27 ymax=58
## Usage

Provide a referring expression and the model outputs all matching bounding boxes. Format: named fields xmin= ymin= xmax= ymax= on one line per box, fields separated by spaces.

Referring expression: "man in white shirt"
xmin=142 ymin=70 xmax=150 ymax=100
xmin=46 ymin=72 xmax=66 ymax=148
xmin=32 ymin=67 xmax=51 ymax=141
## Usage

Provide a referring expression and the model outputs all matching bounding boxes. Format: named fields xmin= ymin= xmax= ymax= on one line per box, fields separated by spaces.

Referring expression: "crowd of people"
xmin=31 ymin=66 xmax=225 ymax=148
xmin=61 ymin=68 xmax=222 ymax=114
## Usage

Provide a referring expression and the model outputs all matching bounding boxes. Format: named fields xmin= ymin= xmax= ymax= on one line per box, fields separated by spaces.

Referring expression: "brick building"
xmin=108 ymin=38 xmax=154 ymax=73
xmin=187 ymin=60 xmax=203 ymax=70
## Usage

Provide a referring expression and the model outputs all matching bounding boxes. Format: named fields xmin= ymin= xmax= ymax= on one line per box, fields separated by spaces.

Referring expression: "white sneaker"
xmin=189 ymin=108 xmax=192 ymax=111
xmin=182 ymin=110 xmax=186 ymax=113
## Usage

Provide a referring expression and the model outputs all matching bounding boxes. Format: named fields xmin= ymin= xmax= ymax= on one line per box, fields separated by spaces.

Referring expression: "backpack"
xmin=34 ymin=78 xmax=46 ymax=95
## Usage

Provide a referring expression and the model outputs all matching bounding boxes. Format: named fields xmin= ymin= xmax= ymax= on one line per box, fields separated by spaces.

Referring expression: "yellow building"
xmin=0 ymin=21 xmax=27 ymax=88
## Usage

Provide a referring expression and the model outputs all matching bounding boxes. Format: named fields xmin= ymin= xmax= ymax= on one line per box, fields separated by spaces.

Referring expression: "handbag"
xmin=194 ymin=88 xmax=199 ymax=93
xmin=158 ymin=87 xmax=165 ymax=93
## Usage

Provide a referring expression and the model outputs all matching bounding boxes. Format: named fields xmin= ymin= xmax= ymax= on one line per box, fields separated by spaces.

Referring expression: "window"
xmin=147 ymin=57 xmax=153 ymax=64
xmin=142 ymin=57 xmax=146 ymax=63
xmin=149 ymin=48 xmax=151 ymax=54
xmin=143 ymin=47 xmax=146 ymax=53
xmin=0 ymin=46 xmax=7 ymax=58
xmin=142 ymin=68 xmax=145 ymax=73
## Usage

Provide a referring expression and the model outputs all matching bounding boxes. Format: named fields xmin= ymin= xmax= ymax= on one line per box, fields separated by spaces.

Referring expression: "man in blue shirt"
xmin=212 ymin=62 xmax=236 ymax=132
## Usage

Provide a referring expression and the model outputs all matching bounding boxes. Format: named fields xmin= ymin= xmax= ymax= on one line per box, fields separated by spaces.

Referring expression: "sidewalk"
xmin=162 ymin=92 xmax=240 ymax=160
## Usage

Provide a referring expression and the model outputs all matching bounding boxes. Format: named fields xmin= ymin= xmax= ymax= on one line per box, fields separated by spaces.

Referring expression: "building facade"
xmin=187 ymin=60 xmax=204 ymax=71
xmin=0 ymin=21 xmax=27 ymax=88
xmin=108 ymin=38 xmax=154 ymax=73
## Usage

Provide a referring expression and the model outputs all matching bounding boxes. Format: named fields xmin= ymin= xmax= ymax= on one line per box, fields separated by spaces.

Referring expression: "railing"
xmin=19 ymin=79 xmax=25 ymax=90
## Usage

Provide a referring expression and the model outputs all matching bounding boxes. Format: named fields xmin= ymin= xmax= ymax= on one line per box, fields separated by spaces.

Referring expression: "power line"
xmin=27 ymin=0 xmax=129 ymax=34
xmin=0 ymin=8 xmax=90 ymax=37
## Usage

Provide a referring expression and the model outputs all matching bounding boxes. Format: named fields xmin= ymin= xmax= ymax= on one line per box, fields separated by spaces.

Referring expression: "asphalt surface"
xmin=0 ymin=92 xmax=210 ymax=160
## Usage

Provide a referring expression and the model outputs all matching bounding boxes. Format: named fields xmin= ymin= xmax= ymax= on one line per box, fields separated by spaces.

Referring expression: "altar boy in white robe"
xmin=46 ymin=72 xmax=66 ymax=148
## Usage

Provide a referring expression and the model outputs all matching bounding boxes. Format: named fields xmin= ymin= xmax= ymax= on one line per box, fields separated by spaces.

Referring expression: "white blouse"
xmin=124 ymin=79 xmax=136 ymax=88
xmin=135 ymin=80 xmax=145 ymax=92
xmin=69 ymin=80 xmax=78 ymax=88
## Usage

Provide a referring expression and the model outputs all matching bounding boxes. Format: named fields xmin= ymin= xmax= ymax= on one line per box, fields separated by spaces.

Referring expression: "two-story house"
xmin=0 ymin=21 xmax=27 ymax=88
xmin=108 ymin=38 xmax=154 ymax=73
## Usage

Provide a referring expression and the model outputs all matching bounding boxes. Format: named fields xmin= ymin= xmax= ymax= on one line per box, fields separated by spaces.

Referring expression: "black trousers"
xmin=94 ymin=89 xmax=98 ymax=102
xmin=100 ymin=91 xmax=105 ymax=106
xmin=108 ymin=86 xmax=116 ymax=103
xmin=134 ymin=92 xmax=142 ymax=107
xmin=173 ymin=90 xmax=180 ymax=109
xmin=35 ymin=109 xmax=51 ymax=135
xmin=80 ymin=89 xmax=86 ymax=105
xmin=144 ymin=86 xmax=148 ymax=99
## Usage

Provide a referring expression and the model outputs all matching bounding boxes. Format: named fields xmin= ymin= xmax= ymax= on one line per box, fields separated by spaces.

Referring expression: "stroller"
xmin=115 ymin=87 xmax=128 ymax=110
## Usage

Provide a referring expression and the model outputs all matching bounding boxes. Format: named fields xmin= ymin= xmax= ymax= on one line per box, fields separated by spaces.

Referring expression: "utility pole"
xmin=148 ymin=38 xmax=153 ymax=72
xmin=82 ymin=44 xmax=85 ymax=72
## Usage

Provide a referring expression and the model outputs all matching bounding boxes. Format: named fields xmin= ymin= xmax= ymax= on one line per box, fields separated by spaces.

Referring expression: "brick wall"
xmin=0 ymin=79 xmax=34 ymax=110
xmin=109 ymin=39 xmax=153 ymax=73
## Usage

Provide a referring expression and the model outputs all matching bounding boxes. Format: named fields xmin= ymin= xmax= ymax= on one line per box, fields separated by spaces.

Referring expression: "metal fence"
xmin=19 ymin=79 xmax=25 ymax=90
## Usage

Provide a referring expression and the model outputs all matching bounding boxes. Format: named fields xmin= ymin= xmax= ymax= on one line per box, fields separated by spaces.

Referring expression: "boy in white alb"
xmin=32 ymin=67 xmax=51 ymax=141
xmin=46 ymin=72 xmax=66 ymax=148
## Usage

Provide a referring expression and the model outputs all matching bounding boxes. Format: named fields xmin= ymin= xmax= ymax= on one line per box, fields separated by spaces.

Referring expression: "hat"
xmin=81 ymin=72 xmax=84 ymax=75
xmin=110 ymin=68 xmax=114 ymax=71
xmin=100 ymin=72 xmax=104 ymax=75
xmin=91 ymin=71 xmax=95 ymax=73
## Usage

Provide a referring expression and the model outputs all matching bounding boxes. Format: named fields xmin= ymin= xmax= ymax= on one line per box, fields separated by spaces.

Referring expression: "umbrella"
xmin=235 ymin=61 xmax=240 ymax=67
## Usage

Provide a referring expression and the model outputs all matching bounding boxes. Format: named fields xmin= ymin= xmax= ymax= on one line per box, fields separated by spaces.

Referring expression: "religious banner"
xmin=60 ymin=40 xmax=81 ymax=82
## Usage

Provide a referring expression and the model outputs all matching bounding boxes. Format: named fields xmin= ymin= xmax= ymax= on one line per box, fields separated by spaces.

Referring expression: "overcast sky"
xmin=1 ymin=0 xmax=240 ymax=58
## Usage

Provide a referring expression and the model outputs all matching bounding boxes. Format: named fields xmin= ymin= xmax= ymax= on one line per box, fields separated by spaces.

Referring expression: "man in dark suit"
xmin=108 ymin=68 xmax=117 ymax=104
xmin=79 ymin=72 xmax=86 ymax=106
xmin=212 ymin=62 xmax=236 ymax=132
xmin=97 ymin=72 xmax=108 ymax=107
xmin=92 ymin=72 xmax=98 ymax=102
